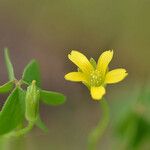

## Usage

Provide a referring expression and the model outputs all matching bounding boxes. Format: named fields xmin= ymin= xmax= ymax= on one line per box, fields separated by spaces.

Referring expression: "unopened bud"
xmin=25 ymin=80 xmax=40 ymax=122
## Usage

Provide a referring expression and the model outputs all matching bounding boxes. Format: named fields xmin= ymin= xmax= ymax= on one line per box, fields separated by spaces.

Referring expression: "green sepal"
xmin=36 ymin=115 xmax=48 ymax=132
xmin=22 ymin=60 xmax=41 ymax=87
xmin=90 ymin=58 xmax=97 ymax=69
xmin=4 ymin=48 xmax=15 ymax=81
xmin=0 ymin=88 xmax=25 ymax=135
xmin=40 ymin=90 xmax=66 ymax=106
xmin=0 ymin=81 xmax=14 ymax=94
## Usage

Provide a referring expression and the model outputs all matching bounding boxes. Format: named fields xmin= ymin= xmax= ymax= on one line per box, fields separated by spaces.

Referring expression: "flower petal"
xmin=68 ymin=51 xmax=94 ymax=74
xmin=64 ymin=72 xmax=87 ymax=82
xmin=90 ymin=86 xmax=106 ymax=100
xmin=97 ymin=50 xmax=113 ymax=77
xmin=105 ymin=68 xmax=128 ymax=84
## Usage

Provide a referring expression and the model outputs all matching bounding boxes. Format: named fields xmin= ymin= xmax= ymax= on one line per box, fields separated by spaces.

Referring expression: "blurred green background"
xmin=0 ymin=0 xmax=150 ymax=150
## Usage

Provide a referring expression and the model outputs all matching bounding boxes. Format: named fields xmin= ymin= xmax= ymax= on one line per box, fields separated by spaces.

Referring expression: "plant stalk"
xmin=88 ymin=98 xmax=110 ymax=150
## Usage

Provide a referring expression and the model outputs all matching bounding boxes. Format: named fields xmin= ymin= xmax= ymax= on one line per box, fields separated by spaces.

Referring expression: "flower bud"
xmin=25 ymin=80 xmax=40 ymax=122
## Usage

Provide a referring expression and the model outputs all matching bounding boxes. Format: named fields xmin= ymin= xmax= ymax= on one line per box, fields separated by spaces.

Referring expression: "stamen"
xmin=90 ymin=70 xmax=102 ymax=86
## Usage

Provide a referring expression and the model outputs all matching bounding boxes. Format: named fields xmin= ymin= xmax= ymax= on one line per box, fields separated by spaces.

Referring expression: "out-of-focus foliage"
xmin=116 ymin=83 xmax=150 ymax=149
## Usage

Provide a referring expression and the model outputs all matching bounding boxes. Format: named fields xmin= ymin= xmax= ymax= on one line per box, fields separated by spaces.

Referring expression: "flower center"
xmin=89 ymin=70 xmax=102 ymax=86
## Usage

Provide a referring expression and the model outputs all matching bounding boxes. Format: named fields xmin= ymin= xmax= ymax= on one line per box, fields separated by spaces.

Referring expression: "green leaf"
xmin=0 ymin=88 xmax=25 ymax=135
xmin=40 ymin=90 xmax=66 ymax=106
xmin=36 ymin=115 xmax=48 ymax=132
xmin=0 ymin=81 xmax=14 ymax=94
xmin=4 ymin=48 xmax=15 ymax=81
xmin=22 ymin=60 xmax=41 ymax=87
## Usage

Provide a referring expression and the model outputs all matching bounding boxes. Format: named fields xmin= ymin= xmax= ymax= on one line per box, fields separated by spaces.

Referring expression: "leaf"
xmin=4 ymin=48 xmax=15 ymax=81
xmin=36 ymin=115 xmax=48 ymax=132
xmin=22 ymin=60 xmax=41 ymax=87
xmin=40 ymin=90 xmax=66 ymax=106
xmin=0 ymin=81 xmax=14 ymax=94
xmin=0 ymin=88 xmax=25 ymax=135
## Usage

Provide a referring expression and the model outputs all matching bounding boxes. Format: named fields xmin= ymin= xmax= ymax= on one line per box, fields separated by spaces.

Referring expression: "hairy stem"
xmin=14 ymin=122 xmax=34 ymax=137
xmin=4 ymin=122 xmax=34 ymax=138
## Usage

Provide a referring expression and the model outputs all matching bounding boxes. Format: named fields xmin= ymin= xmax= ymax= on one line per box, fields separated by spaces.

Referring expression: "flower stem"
xmin=88 ymin=98 xmax=110 ymax=150
xmin=4 ymin=122 xmax=34 ymax=138
xmin=14 ymin=122 xmax=34 ymax=137
xmin=0 ymin=137 xmax=11 ymax=150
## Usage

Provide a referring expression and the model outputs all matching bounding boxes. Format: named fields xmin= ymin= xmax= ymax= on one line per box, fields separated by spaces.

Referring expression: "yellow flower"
xmin=65 ymin=50 xmax=128 ymax=100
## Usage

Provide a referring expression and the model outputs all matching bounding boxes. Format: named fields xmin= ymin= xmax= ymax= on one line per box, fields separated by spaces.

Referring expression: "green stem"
xmin=14 ymin=122 xmax=34 ymax=137
xmin=0 ymin=137 xmax=10 ymax=150
xmin=88 ymin=98 xmax=110 ymax=150
xmin=4 ymin=122 xmax=34 ymax=138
